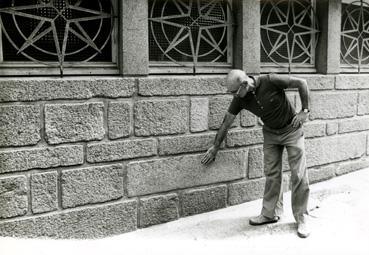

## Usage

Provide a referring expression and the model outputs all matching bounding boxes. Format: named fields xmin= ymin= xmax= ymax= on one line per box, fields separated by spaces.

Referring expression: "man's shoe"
xmin=249 ymin=215 xmax=280 ymax=226
xmin=297 ymin=221 xmax=310 ymax=238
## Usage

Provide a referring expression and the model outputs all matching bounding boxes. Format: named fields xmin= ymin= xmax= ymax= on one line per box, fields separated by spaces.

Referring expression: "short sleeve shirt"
xmin=228 ymin=74 xmax=296 ymax=129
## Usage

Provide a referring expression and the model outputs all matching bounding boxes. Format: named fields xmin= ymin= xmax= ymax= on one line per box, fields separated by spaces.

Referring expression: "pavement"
xmin=2 ymin=168 xmax=369 ymax=255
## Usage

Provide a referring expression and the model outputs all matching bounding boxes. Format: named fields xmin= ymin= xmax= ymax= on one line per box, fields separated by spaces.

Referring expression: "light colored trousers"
xmin=261 ymin=123 xmax=310 ymax=223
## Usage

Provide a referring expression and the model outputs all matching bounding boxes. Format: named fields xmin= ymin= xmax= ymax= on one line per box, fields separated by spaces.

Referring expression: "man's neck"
xmin=250 ymin=76 xmax=260 ymax=91
xmin=257 ymin=76 xmax=263 ymax=89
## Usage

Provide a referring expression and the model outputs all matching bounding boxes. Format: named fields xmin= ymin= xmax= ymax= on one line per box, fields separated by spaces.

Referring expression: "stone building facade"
xmin=0 ymin=0 xmax=369 ymax=238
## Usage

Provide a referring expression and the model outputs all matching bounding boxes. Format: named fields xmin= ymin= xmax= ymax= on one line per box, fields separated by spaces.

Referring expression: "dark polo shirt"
xmin=228 ymin=74 xmax=296 ymax=129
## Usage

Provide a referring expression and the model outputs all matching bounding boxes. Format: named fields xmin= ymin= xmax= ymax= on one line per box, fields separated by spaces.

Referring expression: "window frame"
xmin=260 ymin=0 xmax=319 ymax=74
xmin=340 ymin=0 xmax=369 ymax=73
xmin=148 ymin=0 xmax=234 ymax=75
xmin=0 ymin=0 xmax=119 ymax=76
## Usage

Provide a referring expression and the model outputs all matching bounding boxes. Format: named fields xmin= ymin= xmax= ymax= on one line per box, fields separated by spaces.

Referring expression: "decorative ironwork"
xmin=0 ymin=0 xmax=115 ymax=76
xmin=341 ymin=0 xmax=369 ymax=73
xmin=260 ymin=0 xmax=319 ymax=72
xmin=149 ymin=0 xmax=233 ymax=73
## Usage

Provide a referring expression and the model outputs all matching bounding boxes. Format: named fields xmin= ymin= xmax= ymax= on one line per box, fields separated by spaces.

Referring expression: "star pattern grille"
xmin=149 ymin=0 xmax=233 ymax=73
xmin=260 ymin=0 xmax=319 ymax=72
xmin=341 ymin=0 xmax=369 ymax=72
xmin=0 ymin=0 xmax=114 ymax=76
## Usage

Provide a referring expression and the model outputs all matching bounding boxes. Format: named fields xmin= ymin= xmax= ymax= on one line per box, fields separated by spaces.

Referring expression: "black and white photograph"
xmin=0 ymin=0 xmax=368 ymax=254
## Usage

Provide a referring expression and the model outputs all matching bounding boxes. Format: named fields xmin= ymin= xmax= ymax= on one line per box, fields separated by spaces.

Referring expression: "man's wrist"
xmin=302 ymin=108 xmax=310 ymax=114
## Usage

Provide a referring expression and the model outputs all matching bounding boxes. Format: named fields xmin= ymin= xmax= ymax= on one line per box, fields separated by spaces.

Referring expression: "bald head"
xmin=226 ymin=69 xmax=248 ymax=92
xmin=226 ymin=69 xmax=256 ymax=98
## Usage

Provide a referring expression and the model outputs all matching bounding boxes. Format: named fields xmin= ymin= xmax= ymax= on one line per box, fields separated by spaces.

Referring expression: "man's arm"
xmin=270 ymin=74 xmax=309 ymax=109
xmin=289 ymin=77 xmax=309 ymax=109
xmin=213 ymin=112 xmax=236 ymax=148
xmin=270 ymin=74 xmax=310 ymax=127
xmin=288 ymin=77 xmax=310 ymax=127
xmin=201 ymin=112 xmax=236 ymax=165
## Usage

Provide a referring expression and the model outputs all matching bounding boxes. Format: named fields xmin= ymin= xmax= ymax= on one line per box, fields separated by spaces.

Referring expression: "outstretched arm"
xmin=201 ymin=112 xmax=236 ymax=165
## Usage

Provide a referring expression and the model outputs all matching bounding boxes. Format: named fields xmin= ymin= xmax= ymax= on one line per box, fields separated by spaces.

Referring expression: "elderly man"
xmin=201 ymin=69 xmax=311 ymax=238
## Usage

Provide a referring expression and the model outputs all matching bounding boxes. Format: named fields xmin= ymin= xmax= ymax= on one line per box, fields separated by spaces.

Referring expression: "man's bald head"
xmin=226 ymin=69 xmax=248 ymax=92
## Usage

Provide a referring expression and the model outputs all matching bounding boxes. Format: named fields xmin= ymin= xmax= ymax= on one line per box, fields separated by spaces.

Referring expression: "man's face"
xmin=231 ymin=76 xmax=255 ymax=98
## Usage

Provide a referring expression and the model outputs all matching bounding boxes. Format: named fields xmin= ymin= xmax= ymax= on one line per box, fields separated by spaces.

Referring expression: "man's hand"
xmin=291 ymin=111 xmax=309 ymax=128
xmin=201 ymin=146 xmax=219 ymax=165
xmin=201 ymin=112 xmax=236 ymax=165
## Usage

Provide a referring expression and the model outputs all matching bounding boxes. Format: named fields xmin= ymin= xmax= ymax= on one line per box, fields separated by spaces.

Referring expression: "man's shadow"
xmin=159 ymin=216 xmax=297 ymax=239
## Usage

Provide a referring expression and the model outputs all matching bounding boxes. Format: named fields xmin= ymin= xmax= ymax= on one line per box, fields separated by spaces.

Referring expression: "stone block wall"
xmin=0 ymin=74 xmax=369 ymax=238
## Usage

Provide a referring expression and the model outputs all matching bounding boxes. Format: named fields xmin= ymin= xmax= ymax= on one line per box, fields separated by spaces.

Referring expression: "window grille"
xmin=148 ymin=0 xmax=234 ymax=74
xmin=0 ymin=0 xmax=116 ymax=76
xmin=260 ymin=0 xmax=319 ymax=73
xmin=341 ymin=0 xmax=369 ymax=73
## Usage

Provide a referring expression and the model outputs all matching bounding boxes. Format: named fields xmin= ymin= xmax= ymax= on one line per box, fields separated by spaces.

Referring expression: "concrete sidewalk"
xmin=2 ymin=168 xmax=369 ymax=255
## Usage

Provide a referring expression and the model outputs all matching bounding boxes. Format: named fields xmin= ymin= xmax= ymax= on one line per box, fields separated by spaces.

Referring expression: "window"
xmin=260 ymin=0 xmax=319 ymax=73
xmin=341 ymin=0 xmax=369 ymax=73
xmin=0 ymin=0 xmax=118 ymax=76
xmin=148 ymin=0 xmax=234 ymax=74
